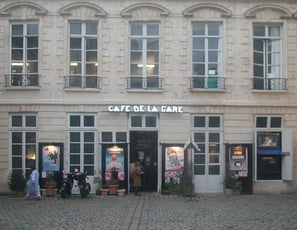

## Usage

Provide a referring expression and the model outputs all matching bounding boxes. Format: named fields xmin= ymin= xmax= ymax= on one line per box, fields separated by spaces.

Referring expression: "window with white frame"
xmin=101 ymin=131 xmax=127 ymax=143
xmin=192 ymin=115 xmax=222 ymax=175
xmin=8 ymin=23 xmax=39 ymax=87
xmin=68 ymin=114 xmax=96 ymax=175
xmin=192 ymin=22 xmax=223 ymax=89
xmin=253 ymin=24 xmax=284 ymax=90
xmin=129 ymin=22 xmax=161 ymax=89
xmin=255 ymin=115 xmax=283 ymax=180
xmin=67 ymin=22 xmax=99 ymax=89
xmin=130 ymin=114 xmax=158 ymax=128
xmin=10 ymin=114 xmax=37 ymax=178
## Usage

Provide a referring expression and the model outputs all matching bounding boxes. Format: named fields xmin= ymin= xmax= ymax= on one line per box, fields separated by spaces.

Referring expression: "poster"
xmin=42 ymin=145 xmax=60 ymax=171
xmin=164 ymin=146 xmax=184 ymax=185
xmin=105 ymin=146 xmax=125 ymax=181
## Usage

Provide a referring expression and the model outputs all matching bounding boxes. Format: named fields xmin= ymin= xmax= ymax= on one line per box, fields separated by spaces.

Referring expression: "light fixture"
xmin=70 ymin=62 xmax=78 ymax=66
xmin=137 ymin=64 xmax=155 ymax=68
xmin=107 ymin=145 xmax=123 ymax=154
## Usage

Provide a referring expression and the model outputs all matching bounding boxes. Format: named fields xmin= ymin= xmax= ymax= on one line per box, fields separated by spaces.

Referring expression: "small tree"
xmin=8 ymin=170 xmax=27 ymax=192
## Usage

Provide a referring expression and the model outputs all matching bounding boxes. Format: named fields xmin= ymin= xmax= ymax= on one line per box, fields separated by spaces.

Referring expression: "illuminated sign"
xmin=108 ymin=105 xmax=183 ymax=113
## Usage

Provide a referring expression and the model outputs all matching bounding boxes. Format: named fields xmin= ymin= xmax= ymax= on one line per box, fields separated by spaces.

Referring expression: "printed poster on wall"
xmin=164 ymin=146 xmax=184 ymax=185
xmin=105 ymin=146 xmax=125 ymax=181
xmin=42 ymin=145 xmax=60 ymax=171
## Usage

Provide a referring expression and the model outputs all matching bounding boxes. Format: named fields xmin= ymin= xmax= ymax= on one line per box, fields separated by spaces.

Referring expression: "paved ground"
xmin=0 ymin=192 xmax=296 ymax=230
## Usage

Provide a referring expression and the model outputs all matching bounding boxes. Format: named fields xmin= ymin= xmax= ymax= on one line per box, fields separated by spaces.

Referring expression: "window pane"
xmin=26 ymin=132 xmax=36 ymax=143
xmin=209 ymin=117 xmax=220 ymax=127
xmin=209 ymin=155 xmax=219 ymax=163
xmin=208 ymin=23 xmax=220 ymax=36
xmin=209 ymin=143 xmax=219 ymax=153
xmin=147 ymin=38 xmax=159 ymax=50
xmin=194 ymin=154 xmax=205 ymax=164
xmin=209 ymin=165 xmax=220 ymax=175
xmin=194 ymin=165 xmax=205 ymax=175
xmin=84 ymin=116 xmax=94 ymax=127
xmin=209 ymin=133 xmax=219 ymax=142
xmin=209 ymin=38 xmax=219 ymax=49
xmin=192 ymin=23 xmax=205 ymax=35
xmin=194 ymin=116 xmax=205 ymax=127
xmin=254 ymin=25 xmax=265 ymax=36
xmin=70 ymin=23 xmax=81 ymax=34
xmin=70 ymin=116 xmax=80 ymax=127
xmin=70 ymin=38 xmax=81 ymax=49
xmin=84 ymin=132 xmax=94 ymax=142
xmin=12 ymin=145 xmax=22 ymax=155
xmin=271 ymin=117 xmax=282 ymax=128
xmin=194 ymin=133 xmax=205 ymax=142
xmin=86 ymin=51 xmax=97 ymax=62
xmin=70 ymin=132 xmax=80 ymax=142
xmin=86 ymin=39 xmax=97 ymax=50
xmin=12 ymin=25 xmax=23 ymax=35
xmin=12 ymin=37 xmax=23 ymax=48
xmin=193 ymin=38 xmax=205 ymax=49
xmin=12 ymin=116 xmax=22 ymax=127
xmin=84 ymin=166 xmax=94 ymax=175
xmin=86 ymin=23 xmax=97 ymax=35
xmin=84 ymin=144 xmax=94 ymax=153
xmin=70 ymin=143 xmax=80 ymax=153
xmin=12 ymin=132 xmax=22 ymax=143
xmin=256 ymin=117 xmax=267 ymax=128
xmin=257 ymin=155 xmax=281 ymax=180
xmin=27 ymin=24 xmax=38 ymax=35
xmin=147 ymin=24 xmax=159 ymax=36
xmin=102 ymin=132 xmax=112 ymax=142
xmin=131 ymin=116 xmax=142 ymax=127
xmin=131 ymin=39 xmax=143 ymax=50
xmin=84 ymin=155 xmax=94 ymax=164
xmin=116 ymin=132 xmax=127 ymax=142
xmin=70 ymin=155 xmax=80 ymax=164
xmin=145 ymin=116 xmax=156 ymax=127
xmin=131 ymin=23 xmax=143 ymax=36
xmin=25 ymin=116 xmax=36 ymax=127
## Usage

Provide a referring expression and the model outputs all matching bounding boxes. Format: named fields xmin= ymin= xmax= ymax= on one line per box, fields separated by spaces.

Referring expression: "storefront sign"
xmin=108 ymin=105 xmax=183 ymax=113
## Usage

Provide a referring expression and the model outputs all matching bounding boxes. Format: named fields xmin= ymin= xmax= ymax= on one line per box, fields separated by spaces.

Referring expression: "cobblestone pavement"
xmin=0 ymin=192 xmax=297 ymax=230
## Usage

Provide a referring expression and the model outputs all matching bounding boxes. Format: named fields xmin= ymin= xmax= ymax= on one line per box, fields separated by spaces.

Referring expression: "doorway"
xmin=130 ymin=131 xmax=158 ymax=191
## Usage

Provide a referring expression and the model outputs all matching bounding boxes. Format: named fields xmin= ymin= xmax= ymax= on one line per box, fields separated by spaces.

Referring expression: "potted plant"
xmin=100 ymin=184 xmax=109 ymax=196
xmin=224 ymin=170 xmax=242 ymax=195
xmin=45 ymin=174 xmax=56 ymax=197
xmin=8 ymin=170 xmax=27 ymax=197
xmin=107 ymin=179 xmax=119 ymax=195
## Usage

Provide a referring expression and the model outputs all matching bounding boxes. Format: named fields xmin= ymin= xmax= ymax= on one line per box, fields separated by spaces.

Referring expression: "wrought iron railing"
xmin=64 ymin=75 xmax=101 ymax=89
xmin=127 ymin=76 xmax=164 ymax=90
xmin=190 ymin=76 xmax=225 ymax=90
xmin=253 ymin=77 xmax=287 ymax=90
xmin=5 ymin=74 xmax=40 ymax=87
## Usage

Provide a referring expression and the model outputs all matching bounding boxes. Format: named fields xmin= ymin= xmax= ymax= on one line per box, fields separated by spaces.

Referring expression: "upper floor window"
xmin=7 ymin=23 xmax=39 ymax=88
xmin=129 ymin=22 xmax=162 ymax=90
xmin=130 ymin=114 xmax=158 ymax=129
xmin=66 ymin=22 xmax=100 ymax=89
xmin=253 ymin=24 xmax=286 ymax=90
xmin=191 ymin=22 xmax=224 ymax=90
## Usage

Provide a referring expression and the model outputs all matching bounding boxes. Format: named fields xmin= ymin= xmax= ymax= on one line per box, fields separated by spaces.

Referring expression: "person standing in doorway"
xmin=25 ymin=165 xmax=41 ymax=200
xmin=133 ymin=161 xmax=144 ymax=196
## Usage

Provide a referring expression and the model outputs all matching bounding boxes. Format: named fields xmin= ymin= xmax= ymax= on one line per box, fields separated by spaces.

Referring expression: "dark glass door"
xmin=130 ymin=131 xmax=158 ymax=191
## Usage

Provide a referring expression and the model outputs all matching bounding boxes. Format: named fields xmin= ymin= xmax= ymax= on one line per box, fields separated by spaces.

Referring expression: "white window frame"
xmin=67 ymin=114 xmax=96 ymax=175
xmin=129 ymin=114 xmax=158 ymax=129
xmin=101 ymin=131 xmax=128 ymax=143
xmin=68 ymin=22 xmax=98 ymax=88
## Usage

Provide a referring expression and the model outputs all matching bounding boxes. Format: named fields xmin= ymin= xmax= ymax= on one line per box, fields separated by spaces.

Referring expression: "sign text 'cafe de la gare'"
xmin=107 ymin=105 xmax=184 ymax=113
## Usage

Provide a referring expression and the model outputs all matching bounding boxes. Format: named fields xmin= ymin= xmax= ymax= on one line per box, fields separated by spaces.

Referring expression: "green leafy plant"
xmin=8 ymin=170 xmax=27 ymax=191
xmin=224 ymin=170 xmax=242 ymax=190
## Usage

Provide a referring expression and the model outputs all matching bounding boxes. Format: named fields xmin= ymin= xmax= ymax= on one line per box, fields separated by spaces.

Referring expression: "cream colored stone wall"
xmin=0 ymin=0 xmax=297 ymax=193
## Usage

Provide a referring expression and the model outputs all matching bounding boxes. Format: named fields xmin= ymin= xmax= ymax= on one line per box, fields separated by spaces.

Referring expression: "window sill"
xmin=5 ymin=86 xmax=41 ymax=90
xmin=252 ymin=89 xmax=287 ymax=93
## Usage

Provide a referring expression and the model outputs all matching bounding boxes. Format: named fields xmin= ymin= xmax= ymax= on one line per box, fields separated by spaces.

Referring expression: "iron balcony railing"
xmin=5 ymin=74 xmax=40 ymax=87
xmin=64 ymin=75 xmax=101 ymax=89
xmin=253 ymin=77 xmax=287 ymax=90
xmin=190 ymin=76 xmax=225 ymax=90
xmin=127 ymin=76 xmax=164 ymax=90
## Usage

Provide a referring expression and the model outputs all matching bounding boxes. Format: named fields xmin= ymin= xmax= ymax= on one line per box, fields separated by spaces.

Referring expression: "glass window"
xmin=253 ymin=24 xmax=283 ymax=90
xmin=102 ymin=132 xmax=112 ymax=143
xmin=68 ymin=22 xmax=98 ymax=89
xmin=193 ymin=115 xmax=222 ymax=176
xmin=129 ymin=22 xmax=160 ymax=89
xmin=68 ymin=114 xmax=96 ymax=175
xmin=192 ymin=22 xmax=222 ymax=89
xmin=10 ymin=114 xmax=37 ymax=176
xmin=130 ymin=115 xmax=158 ymax=128
xmin=10 ymin=23 xmax=39 ymax=87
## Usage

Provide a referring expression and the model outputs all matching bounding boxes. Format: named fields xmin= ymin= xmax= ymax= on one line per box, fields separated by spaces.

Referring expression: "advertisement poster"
xmin=42 ymin=145 xmax=60 ymax=171
xmin=164 ymin=146 xmax=184 ymax=185
xmin=105 ymin=146 xmax=125 ymax=181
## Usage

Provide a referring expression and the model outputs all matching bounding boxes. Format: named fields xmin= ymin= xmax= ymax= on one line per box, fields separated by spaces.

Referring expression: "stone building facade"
xmin=0 ymin=0 xmax=296 ymax=194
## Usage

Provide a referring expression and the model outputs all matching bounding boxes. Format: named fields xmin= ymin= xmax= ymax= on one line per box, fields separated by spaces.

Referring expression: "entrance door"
xmin=130 ymin=131 xmax=158 ymax=191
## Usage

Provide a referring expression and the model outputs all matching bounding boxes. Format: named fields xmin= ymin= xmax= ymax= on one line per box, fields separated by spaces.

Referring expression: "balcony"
xmin=64 ymin=75 xmax=101 ymax=89
xmin=127 ymin=76 xmax=164 ymax=90
xmin=5 ymin=74 xmax=40 ymax=88
xmin=253 ymin=77 xmax=287 ymax=91
xmin=190 ymin=76 xmax=225 ymax=90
